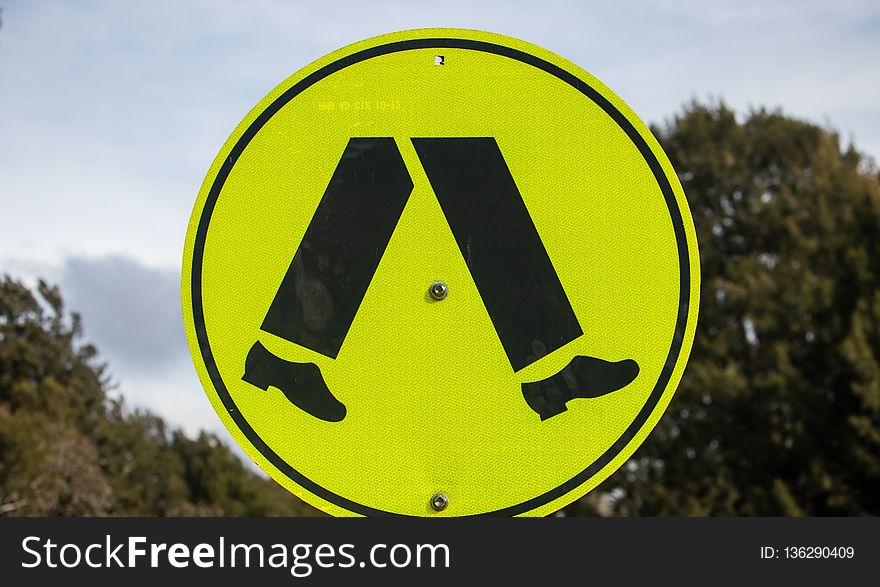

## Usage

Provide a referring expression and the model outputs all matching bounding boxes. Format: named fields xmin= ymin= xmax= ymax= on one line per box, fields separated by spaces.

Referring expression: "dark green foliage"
xmin=566 ymin=103 xmax=880 ymax=516
xmin=0 ymin=278 xmax=319 ymax=516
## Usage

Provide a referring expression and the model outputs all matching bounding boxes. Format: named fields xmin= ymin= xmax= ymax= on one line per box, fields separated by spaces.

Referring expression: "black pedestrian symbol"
xmin=241 ymin=137 xmax=639 ymax=421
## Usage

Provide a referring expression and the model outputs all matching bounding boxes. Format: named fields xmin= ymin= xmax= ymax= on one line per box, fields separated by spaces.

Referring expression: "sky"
xmin=1 ymin=0 xmax=879 ymax=443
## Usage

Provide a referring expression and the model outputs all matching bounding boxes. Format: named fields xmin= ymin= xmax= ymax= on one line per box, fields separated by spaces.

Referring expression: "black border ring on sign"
xmin=190 ymin=37 xmax=691 ymax=517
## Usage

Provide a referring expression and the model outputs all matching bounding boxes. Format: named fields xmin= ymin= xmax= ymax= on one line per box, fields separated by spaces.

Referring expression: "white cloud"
xmin=61 ymin=255 xmax=185 ymax=372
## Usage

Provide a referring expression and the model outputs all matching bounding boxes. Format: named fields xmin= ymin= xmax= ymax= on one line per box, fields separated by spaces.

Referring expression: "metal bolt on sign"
xmin=431 ymin=493 xmax=449 ymax=512
xmin=429 ymin=281 xmax=449 ymax=300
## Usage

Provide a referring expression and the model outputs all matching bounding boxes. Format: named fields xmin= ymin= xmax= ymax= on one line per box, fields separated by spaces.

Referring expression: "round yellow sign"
xmin=182 ymin=29 xmax=700 ymax=517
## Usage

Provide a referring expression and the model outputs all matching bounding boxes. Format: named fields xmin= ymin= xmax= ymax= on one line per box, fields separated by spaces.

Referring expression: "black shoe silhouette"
xmin=522 ymin=356 xmax=639 ymax=420
xmin=242 ymin=341 xmax=346 ymax=422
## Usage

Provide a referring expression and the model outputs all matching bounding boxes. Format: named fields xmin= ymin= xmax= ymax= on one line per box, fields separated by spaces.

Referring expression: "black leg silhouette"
xmin=244 ymin=138 xmax=413 ymax=422
xmin=412 ymin=137 xmax=583 ymax=371
xmin=262 ymin=138 xmax=413 ymax=357
xmin=413 ymin=137 xmax=640 ymax=419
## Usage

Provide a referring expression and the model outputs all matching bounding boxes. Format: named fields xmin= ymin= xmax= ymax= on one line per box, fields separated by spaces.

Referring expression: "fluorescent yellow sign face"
xmin=182 ymin=29 xmax=699 ymax=517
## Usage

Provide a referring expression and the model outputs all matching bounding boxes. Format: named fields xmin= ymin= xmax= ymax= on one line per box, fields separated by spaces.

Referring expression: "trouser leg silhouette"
xmin=243 ymin=137 xmax=638 ymax=422
xmin=412 ymin=138 xmax=639 ymax=420
xmin=242 ymin=138 xmax=413 ymax=422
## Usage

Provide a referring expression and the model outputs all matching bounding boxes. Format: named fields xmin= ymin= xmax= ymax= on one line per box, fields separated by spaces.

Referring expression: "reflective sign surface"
xmin=182 ymin=29 xmax=700 ymax=516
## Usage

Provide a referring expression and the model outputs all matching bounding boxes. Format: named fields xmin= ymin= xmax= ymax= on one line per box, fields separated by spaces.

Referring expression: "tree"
xmin=566 ymin=103 xmax=880 ymax=516
xmin=0 ymin=277 xmax=320 ymax=516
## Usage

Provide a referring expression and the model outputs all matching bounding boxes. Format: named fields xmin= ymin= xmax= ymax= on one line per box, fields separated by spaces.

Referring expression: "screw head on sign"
xmin=430 ymin=492 xmax=449 ymax=512
xmin=430 ymin=281 xmax=449 ymax=301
